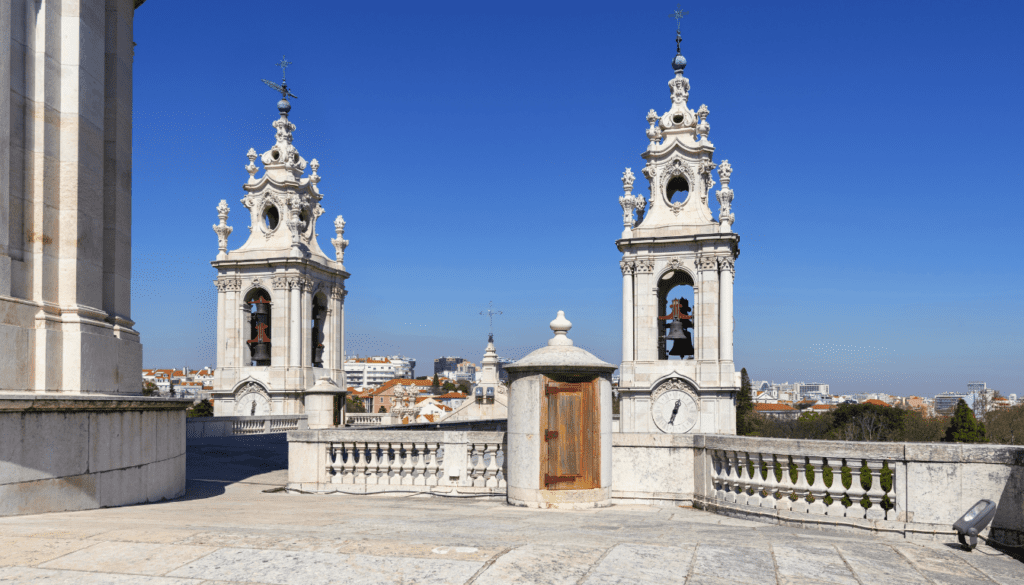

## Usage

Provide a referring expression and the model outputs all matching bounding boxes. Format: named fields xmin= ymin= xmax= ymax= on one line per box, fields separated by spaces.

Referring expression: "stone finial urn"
xmin=503 ymin=311 xmax=617 ymax=509
xmin=304 ymin=376 xmax=347 ymax=429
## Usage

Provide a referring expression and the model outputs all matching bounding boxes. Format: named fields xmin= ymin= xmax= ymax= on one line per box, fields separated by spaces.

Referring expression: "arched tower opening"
xmin=311 ymin=292 xmax=328 ymax=367
xmin=657 ymin=270 xmax=694 ymax=360
xmin=666 ymin=176 xmax=689 ymax=203
xmin=244 ymin=288 xmax=273 ymax=366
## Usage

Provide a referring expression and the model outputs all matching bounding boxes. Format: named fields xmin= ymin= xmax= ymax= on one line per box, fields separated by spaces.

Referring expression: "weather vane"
xmin=671 ymin=5 xmax=688 ymax=32
xmin=671 ymin=5 xmax=688 ymax=54
xmin=262 ymin=55 xmax=298 ymax=100
xmin=479 ymin=301 xmax=503 ymax=341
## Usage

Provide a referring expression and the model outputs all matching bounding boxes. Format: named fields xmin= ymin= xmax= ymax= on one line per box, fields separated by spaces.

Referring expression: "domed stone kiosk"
xmin=504 ymin=312 xmax=617 ymax=509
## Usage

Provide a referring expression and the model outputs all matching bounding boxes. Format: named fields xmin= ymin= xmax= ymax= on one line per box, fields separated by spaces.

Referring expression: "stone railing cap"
xmin=0 ymin=393 xmax=194 ymax=412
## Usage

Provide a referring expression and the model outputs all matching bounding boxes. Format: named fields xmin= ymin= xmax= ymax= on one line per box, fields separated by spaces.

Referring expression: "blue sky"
xmin=131 ymin=0 xmax=1023 ymax=397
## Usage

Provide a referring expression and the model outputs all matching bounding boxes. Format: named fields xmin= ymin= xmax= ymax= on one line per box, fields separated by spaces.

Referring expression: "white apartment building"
xmin=343 ymin=356 xmax=416 ymax=388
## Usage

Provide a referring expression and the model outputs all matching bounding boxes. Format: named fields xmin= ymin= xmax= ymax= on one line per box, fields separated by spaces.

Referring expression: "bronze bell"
xmin=250 ymin=341 xmax=272 ymax=363
xmin=665 ymin=320 xmax=694 ymax=357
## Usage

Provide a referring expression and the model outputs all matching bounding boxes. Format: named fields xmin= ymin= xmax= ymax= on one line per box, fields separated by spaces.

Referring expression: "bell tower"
xmin=616 ymin=24 xmax=741 ymax=434
xmin=210 ymin=61 xmax=349 ymax=416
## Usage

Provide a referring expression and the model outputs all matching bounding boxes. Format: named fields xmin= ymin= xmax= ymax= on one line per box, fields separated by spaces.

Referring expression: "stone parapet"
xmin=0 ymin=394 xmax=192 ymax=517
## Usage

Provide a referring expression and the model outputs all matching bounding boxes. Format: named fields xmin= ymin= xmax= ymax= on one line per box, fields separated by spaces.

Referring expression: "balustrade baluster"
xmin=413 ymin=443 xmax=427 ymax=486
xmin=497 ymin=443 xmax=507 ymax=488
xmin=472 ymin=443 xmax=487 ymax=487
xmin=710 ymin=450 xmax=725 ymax=501
xmin=865 ymin=460 xmax=887 ymax=520
xmin=329 ymin=444 xmax=343 ymax=484
xmin=746 ymin=452 xmax=763 ymax=508
xmin=366 ymin=442 xmax=380 ymax=485
xmin=425 ymin=442 xmax=439 ymax=487
xmin=845 ymin=459 xmax=867 ymax=519
xmin=342 ymin=443 xmax=356 ymax=484
xmin=825 ymin=457 xmax=847 ymax=517
xmin=806 ymin=456 xmax=827 ymax=515
xmin=791 ymin=455 xmax=810 ymax=513
xmin=775 ymin=455 xmax=794 ymax=511
xmin=385 ymin=444 xmax=401 ymax=485
xmin=760 ymin=453 xmax=778 ymax=509
xmin=484 ymin=443 xmax=499 ymax=488
xmin=726 ymin=451 xmax=742 ymax=504
xmin=377 ymin=443 xmax=391 ymax=485
xmin=400 ymin=443 xmax=415 ymax=485
xmin=735 ymin=452 xmax=750 ymax=506
xmin=353 ymin=442 xmax=368 ymax=485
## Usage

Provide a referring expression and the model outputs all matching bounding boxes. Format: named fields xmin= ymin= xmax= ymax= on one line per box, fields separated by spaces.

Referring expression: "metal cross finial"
xmin=671 ymin=5 xmax=689 ymax=32
xmin=479 ymin=301 xmax=503 ymax=338
xmin=262 ymin=56 xmax=298 ymax=101
xmin=277 ymin=56 xmax=292 ymax=84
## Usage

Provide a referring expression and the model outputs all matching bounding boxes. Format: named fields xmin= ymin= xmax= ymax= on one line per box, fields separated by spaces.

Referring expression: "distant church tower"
xmin=210 ymin=68 xmax=349 ymax=416
xmin=616 ymin=27 xmax=740 ymax=434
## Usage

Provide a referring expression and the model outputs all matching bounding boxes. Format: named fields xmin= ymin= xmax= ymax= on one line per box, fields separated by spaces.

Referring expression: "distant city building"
xmin=934 ymin=392 xmax=969 ymax=415
xmin=754 ymin=403 xmax=799 ymax=420
xmin=343 ymin=356 xmax=415 ymax=388
xmin=435 ymin=357 xmax=477 ymax=383
xmin=434 ymin=357 xmax=467 ymax=376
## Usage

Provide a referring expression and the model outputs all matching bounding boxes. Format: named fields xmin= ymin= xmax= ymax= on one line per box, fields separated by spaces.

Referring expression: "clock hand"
xmin=667 ymin=399 xmax=681 ymax=425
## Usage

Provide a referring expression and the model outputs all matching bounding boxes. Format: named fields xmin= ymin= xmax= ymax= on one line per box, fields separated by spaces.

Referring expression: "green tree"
xmin=442 ymin=381 xmax=457 ymax=393
xmin=142 ymin=381 xmax=157 ymax=397
xmin=378 ymin=405 xmax=387 ymax=413
xmin=456 ymin=380 xmax=472 ymax=394
xmin=735 ymin=368 xmax=754 ymax=435
xmin=943 ymin=399 xmax=986 ymax=443
xmin=986 ymin=403 xmax=1024 ymax=445
xmin=187 ymin=399 xmax=214 ymax=418
xmin=346 ymin=396 xmax=366 ymax=414
xmin=431 ymin=374 xmax=440 ymax=393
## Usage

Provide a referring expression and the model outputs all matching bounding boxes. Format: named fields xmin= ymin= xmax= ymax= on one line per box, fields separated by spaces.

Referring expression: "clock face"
xmin=652 ymin=390 xmax=698 ymax=434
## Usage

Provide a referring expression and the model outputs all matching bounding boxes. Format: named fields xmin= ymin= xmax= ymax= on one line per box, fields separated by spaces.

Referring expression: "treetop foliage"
xmin=943 ymin=399 xmax=987 ymax=443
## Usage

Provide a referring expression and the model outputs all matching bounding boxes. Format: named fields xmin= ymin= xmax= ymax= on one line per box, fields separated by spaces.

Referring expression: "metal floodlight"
xmin=486 ymin=387 xmax=495 ymax=398
xmin=953 ymin=499 xmax=997 ymax=551
xmin=475 ymin=387 xmax=483 ymax=399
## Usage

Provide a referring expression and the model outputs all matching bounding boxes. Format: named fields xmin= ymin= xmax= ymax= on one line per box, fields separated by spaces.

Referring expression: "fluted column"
xmin=215 ymin=280 xmax=226 ymax=367
xmin=301 ymin=280 xmax=313 ymax=367
xmin=633 ymin=258 xmax=655 ymax=360
xmin=621 ymin=259 xmax=634 ymax=363
xmin=695 ymin=255 xmax=719 ymax=361
xmin=289 ymin=278 xmax=301 ymax=368
xmin=718 ymin=257 xmax=734 ymax=362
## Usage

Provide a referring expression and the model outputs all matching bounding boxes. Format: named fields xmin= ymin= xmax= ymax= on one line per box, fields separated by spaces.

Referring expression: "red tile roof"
xmin=863 ymin=399 xmax=890 ymax=406
xmin=755 ymin=403 xmax=797 ymax=411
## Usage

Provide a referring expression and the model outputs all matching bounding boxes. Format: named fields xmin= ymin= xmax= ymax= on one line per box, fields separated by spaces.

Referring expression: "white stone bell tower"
xmin=210 ymin=66 xmax=349 ymax=416
xmin=616 ymin=29 xmax=741 ymax=435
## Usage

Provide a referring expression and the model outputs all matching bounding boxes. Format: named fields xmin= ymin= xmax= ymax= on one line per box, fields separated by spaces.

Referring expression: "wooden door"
xmin=541 ymin=376 xmax=599 ymax=490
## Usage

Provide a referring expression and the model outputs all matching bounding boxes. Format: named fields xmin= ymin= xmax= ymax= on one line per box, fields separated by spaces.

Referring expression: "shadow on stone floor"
xmin=183 ymin=433 xmax=289 ymax=501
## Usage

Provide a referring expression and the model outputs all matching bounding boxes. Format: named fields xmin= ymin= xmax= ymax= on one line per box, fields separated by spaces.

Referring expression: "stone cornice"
xmin=211 ymin=257 xmax=350 ymax=280
xmin=616 ymin=232 xmax=740 ymax=250
xmin=0 ymin=394 xmax=194 ymax=412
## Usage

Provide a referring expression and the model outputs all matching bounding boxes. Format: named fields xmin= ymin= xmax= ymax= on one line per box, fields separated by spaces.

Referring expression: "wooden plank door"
xmin=542 ymin=377 xmax=599 ymax=490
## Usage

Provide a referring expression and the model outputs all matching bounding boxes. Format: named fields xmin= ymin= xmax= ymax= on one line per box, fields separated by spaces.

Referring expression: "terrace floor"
xmin=0 ymin=435 xmax=1020 ymax=585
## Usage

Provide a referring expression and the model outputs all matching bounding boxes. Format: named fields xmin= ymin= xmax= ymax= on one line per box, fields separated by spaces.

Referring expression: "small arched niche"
xmin=310 ymin=292 xmax=328 ymax=368
xmin=244 ymin=288 xmax=272 ymax=366
xmin=666 ymin=176 xmax=689 ymax=204
xmin=262 ymin=205 xmax=280 ymax=231
xmin=657 ymin=270 xmax=695 ymax=360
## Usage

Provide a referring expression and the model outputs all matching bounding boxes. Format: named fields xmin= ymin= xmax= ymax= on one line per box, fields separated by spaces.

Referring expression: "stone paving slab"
xmin=0 ymin=435 xmax=1018 ymax=585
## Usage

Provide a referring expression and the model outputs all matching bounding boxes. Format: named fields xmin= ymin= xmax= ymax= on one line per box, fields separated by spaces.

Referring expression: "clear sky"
xmin=131 ymin=0 xmax=1024 ymax=397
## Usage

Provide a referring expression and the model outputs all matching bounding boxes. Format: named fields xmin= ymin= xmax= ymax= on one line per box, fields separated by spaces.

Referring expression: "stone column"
xmin=332 ymin=286 xmax=346 ymax=382
xmin=718 ymin=257 xmax=734 ymax=362
xmin=620 ymin=259 xmax=634 ymax=362
xmin=634 ymin=258 xmax=655 ymax=361
xmin=215 ymin=280 xmax=226 ymax=367
xmin=301 ymin=279 xmax=313 ymax=368
xmin=0 ymin=0 xmax=10 ymax=296
xmin=289 ymin=278 xmax=301 ymax=368
xmin=696 ymin=255 xmax=719 ymax=362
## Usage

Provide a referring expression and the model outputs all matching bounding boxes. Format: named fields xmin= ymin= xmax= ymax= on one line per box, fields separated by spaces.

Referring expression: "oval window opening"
xmin=263 ymin=206 xmax=280 ymax=230
xmin=666 ymin=176 xmax=689 ymax=203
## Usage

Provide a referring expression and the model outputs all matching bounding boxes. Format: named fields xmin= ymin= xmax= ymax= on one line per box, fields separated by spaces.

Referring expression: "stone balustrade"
xmin=186 ymin=415 xmax=307 ymax=438
xmin=347 ymin=413 xmax=390 ymax=426
xmin=693 ymin=435 xmax=1024 ymax=543
xmin=287 ymin=430 xmax=507 ymax=495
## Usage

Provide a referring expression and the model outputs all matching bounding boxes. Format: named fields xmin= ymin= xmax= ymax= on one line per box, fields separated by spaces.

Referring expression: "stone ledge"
xmin=612 ymin=433 xmax=696 ymax=448
xmin=0 ymin=394 xmax=193 ymax=412
xmin=288 ymin=429 xmax=506 ymax=443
